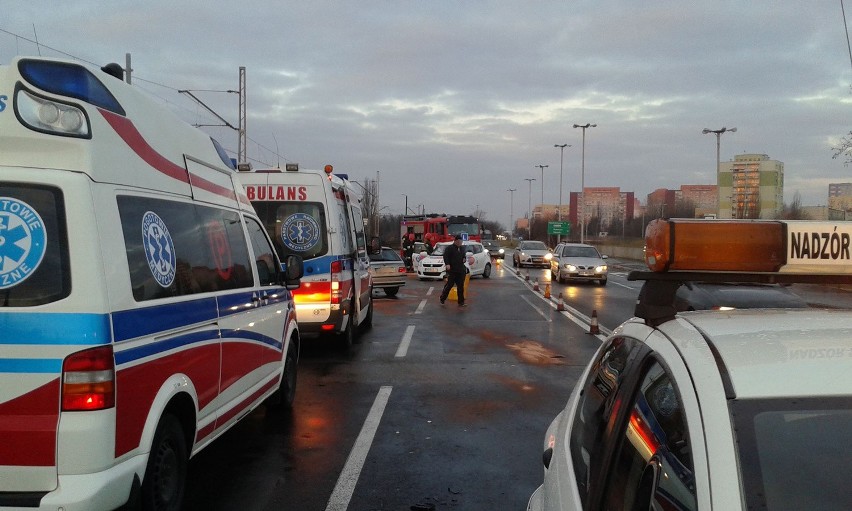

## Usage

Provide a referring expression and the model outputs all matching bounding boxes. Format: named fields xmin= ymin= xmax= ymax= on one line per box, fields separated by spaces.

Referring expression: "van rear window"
xmin=252 ymin=201 xmax=329 ymax=261
xmin=118 ymin=196 xmax=254 ymax=301
xmin=0 ymin=184 xmax=70 ymax=307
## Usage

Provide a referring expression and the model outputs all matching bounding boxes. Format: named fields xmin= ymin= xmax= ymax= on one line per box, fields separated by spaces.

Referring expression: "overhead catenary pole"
xmin=238 ymin=66 xmax=246 ymax=165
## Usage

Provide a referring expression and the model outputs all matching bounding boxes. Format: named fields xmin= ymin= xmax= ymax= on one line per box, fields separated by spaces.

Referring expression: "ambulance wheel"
xmin=361 ymin=298 xmax=373 ymax=331
xmin=282 ymin=343 xmax=298 ymax=408
xmin=482 ymin=263 xmax=492 ymax=279
xmin=141 ymin=413 xmax=187 ymax=511
xmin=339 ymin=315 xmax=355 ymax=349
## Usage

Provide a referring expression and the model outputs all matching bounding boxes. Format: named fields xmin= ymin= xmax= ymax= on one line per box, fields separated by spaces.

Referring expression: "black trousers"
xmin=440 ymin=271 xmax=466 ymax=304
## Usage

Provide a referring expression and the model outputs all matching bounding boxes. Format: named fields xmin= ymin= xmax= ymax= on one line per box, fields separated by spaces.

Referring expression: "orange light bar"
xmin=292 ymin=281 xmax=332 ymax=304
xmin=644 ymin=219 xmax=785 ymax=272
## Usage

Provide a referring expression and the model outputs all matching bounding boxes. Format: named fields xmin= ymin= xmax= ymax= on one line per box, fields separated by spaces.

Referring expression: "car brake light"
xmin=62 ymin=346 xmax=115 ymax=411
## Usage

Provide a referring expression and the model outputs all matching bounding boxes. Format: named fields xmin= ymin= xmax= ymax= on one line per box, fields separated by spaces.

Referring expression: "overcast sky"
xmin=3 ymin=1 xmax=851 ymax=228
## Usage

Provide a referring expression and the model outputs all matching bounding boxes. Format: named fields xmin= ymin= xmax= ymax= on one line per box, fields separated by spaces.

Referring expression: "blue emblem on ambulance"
xmin=0 ymin=197 xmax=46 ymax=289
xmin=142 ymin=211 xmax=176 ymax=288
xmin=281 ymin=213 xmax=320 ymax=252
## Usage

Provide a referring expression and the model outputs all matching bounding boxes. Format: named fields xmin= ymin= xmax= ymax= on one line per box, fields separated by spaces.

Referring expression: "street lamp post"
xmin=702 ymin=127 xmax=737 ymax=218
xmin=524 ymin=178 xmax=536 ymax=240
xmin=572 ymin=123 xmax=596 ymax=244
xmin=554 ymin=144 xmax=570 ymax=243
xmin=507 ymin=188 xmax=516 ymax=240
xmin=402 ymin=194 xmax=408 ymax=215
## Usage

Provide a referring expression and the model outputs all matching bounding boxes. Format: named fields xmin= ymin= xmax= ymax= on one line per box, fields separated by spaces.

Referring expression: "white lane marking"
xmin=426 ymin=286 xmax=434 ymax=296
xmin=395 ymin=325 xmax=415 ymax=358
xmin=521 ymin=295 xmax=552 ymax=322
xmin=511 ymin=267 xmax=610 ymax=340
xmin=414 ymin=299 xmax=427 ymax=314
xmin=325 ymin=386 xmax=393 ymax=511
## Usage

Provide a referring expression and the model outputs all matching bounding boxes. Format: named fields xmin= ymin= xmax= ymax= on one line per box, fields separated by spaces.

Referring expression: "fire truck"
xmin=400 ymin=214 xmax=482 ymax=249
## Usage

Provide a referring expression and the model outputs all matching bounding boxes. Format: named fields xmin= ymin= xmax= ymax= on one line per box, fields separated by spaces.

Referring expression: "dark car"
xmin=674 ymin=282 xmax=808 ymax=311
xmin=481 ymin=239 xmax=505 ymax=259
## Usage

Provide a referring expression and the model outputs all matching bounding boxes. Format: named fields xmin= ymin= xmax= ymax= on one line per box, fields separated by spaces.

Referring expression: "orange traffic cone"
xmin=589 ymin=310 xmax=600 ymax=335
xmin=557 ymin=293 xmax=565 ymax=311
xmin=544 ymin=282 xmax=551 ymax=299
xmin=524 ymin=270 xmax=530 ymax=281
xmin=533 ymin=278 xmax=540 ymax=292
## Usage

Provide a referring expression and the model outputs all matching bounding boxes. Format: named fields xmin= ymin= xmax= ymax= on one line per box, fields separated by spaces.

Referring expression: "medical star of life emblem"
xmin=0 ymin=197 xmax=47 ymax=289
xmin=281 ymin=213 xmax=320 ymax=252
xmin=142 ymin=211 xmax=177 ymax=288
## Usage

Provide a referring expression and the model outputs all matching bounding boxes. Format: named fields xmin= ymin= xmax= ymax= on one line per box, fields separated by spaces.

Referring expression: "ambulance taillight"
xmin=61 ymin=346 xmax=116 ymax=411
xmin=330 ymin=260 xmax=343 ymax=305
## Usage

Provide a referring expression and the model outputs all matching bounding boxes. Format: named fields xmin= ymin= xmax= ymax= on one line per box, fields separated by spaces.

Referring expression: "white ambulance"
xmin=0 ymin=56 xmax=303 ymax=511
xmin=240 ymin=164 xmax=373 ymax=347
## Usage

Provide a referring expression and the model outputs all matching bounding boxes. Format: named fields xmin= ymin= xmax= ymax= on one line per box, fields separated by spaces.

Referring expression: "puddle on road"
xmin=506 ymin=340 xmax=566 ymax=366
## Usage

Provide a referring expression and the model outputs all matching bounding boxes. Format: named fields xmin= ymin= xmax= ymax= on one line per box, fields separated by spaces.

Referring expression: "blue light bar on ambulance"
xmin=644 ymin=219 xmax=852 ymax=274
xmin=18 ymin=59 xmax=125 ymax=115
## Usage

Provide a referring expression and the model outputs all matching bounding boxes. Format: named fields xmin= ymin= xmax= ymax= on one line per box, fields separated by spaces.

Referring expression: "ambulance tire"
xmin=361 ymin=297 xmax=374 ymax=331
xmin=141 ymin=413 xmax=188 ymax=511
xmin=339 ymin=315 xmax=355 ymax=349
xmin=280 ymin=343 xmax=298 ymax=409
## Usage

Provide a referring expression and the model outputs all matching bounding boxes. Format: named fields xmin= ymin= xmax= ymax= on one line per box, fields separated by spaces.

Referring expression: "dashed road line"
xmin=395 ymin=325 xmax=415 ymax=358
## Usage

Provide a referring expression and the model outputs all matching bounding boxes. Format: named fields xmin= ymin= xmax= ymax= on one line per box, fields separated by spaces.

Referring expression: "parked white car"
xmin=416 ymin=241 xmax=492 ymax=280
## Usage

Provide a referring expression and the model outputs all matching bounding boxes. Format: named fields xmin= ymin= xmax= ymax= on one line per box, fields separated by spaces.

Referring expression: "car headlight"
xmin=596 ymin=265 xmax=607 ymax=273
xmin=565 ymin=264 xmax=577 ymax=272
xmin=544 ymin=253 xmax=553 ymax=260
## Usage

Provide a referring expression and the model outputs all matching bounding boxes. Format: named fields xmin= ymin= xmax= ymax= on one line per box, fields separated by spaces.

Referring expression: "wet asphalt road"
xmin=183 ymin=259 xmax=608 ymax=511
xmin=181 ymin=254 xmax=852 ymax=510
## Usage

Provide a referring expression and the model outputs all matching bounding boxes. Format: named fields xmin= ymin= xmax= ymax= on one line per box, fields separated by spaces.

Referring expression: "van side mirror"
xmin=282 ymin=254 xmax=304 ymax=289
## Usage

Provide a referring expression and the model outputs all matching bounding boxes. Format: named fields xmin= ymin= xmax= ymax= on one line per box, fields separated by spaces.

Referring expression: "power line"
xmin=843 ymin=0 xmax=852 ymax=75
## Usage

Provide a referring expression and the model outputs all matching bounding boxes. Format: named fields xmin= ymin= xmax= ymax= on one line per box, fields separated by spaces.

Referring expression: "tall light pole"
xmin=554 ymin=144 xmax=570 ymax=243
xmin=402 ymin=193 xmax=408 ymax=215
xmin=524 ymin=178 xmax=536 ymax=240
xmin=507 ymin=188 xmax=517 ymax=240
xmin=702 ymin=127 xmax=736 ymax=218
xmin=573 ymin=123 xmax=596 ymax=244
xmin=535 ymin=164 xmax=549 ymax=207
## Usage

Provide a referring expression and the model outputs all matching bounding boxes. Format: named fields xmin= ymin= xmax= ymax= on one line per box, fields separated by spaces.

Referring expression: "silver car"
xmin=550 ymin=242 xmax=608 ymax=285
xmin=513 ymin=240 xmax=552 ymax=268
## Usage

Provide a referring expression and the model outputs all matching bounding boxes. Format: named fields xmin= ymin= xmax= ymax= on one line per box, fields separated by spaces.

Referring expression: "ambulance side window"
xmin=119 ymin=196 xmax=253 ymax=301
xmin=350 ymin=206 xmax=367 ymax=257
xmin=244 ymin=217 xmax=278 ymax=286
xmin=0 ymin=184 xmax=70 ymax=307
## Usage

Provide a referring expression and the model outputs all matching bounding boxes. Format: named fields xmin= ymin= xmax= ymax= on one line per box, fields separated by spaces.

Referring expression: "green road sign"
xmin=548 ymin=221 xmax=570 ymax=235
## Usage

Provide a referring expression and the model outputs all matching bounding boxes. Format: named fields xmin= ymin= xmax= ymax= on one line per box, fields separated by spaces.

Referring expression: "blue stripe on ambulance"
xmin=300 ymin=254 xmax=354 ymax=276
xmin=0 ymin=313 xmax=111 ymax=345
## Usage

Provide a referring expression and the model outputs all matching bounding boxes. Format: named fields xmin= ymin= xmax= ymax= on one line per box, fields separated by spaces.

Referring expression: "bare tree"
xmin=832 ymin=132 xmax=852 ymax=165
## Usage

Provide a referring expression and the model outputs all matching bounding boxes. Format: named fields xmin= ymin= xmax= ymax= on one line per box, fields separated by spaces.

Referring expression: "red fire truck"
xmin=400 ymin=214 xmax=482 ymax=249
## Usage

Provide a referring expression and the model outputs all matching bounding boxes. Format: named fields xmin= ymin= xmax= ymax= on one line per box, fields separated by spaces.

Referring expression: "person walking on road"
xmin=440 ymin=234 xmax=468 ymax=307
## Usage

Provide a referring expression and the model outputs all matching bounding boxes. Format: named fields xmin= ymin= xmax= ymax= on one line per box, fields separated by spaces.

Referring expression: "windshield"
xmin=432 ymin=244 xmax=449 ymax=255
xmin=448 ymin=223 xmax=480 ymax=236
xmin=563 ymin=246 xmax=601 ymax=258
xmin=521 ymin=241 xmax=548 ymax=251
xmin=252 ymin=201 xmax=329 ymax=261
xmin=368 ymin=248 xmax=402 ymax=262
xmin=732 ymin=397 xmax=852 ymax=510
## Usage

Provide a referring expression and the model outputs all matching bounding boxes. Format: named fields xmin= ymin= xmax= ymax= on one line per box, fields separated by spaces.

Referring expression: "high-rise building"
xmin=718 ymin=153 xmax=784 ymax=219
xmin=828 ymin=183 xmax=852 ymax=212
